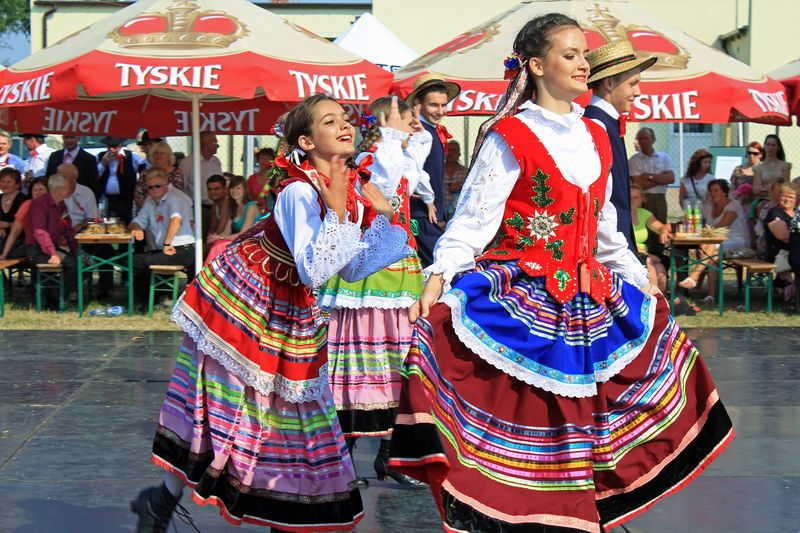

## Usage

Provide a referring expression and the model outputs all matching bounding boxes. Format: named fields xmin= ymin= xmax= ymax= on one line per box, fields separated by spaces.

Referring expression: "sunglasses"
xmin=746 ymin=151 xmax=760 ymax=156
xmin=147 ymin=184 xmax=165 ymax=190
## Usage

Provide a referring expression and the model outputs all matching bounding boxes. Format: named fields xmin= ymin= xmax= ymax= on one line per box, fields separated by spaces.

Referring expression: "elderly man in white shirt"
xmin=129 ymin=167 xmax=195 ymax=305
xmin=628 ymin=127 xmax=675 ymax=224
xmin=60 ymin=163 xmax=97 ymax=232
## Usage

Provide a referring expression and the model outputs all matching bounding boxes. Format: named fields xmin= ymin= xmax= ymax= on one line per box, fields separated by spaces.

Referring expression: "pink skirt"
xmin=328 ymin=307 xmax=414 ymax=436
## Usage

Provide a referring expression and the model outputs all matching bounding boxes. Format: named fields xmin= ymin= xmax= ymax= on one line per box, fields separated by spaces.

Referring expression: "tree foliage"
xmin=0 ymin=0 xmax=30 ymax=36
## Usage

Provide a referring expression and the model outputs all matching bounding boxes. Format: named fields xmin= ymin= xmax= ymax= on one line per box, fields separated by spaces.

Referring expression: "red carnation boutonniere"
xmin=156 ymin=212 xmax=164 ymax=223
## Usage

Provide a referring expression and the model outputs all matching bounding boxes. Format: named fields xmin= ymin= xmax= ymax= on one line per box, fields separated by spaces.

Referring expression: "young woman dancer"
xmin=131 ymin=94 xmax=412 ymax=533
xmin=389 ymin=14 xmax=734 ymax=533
xmin=318 ymin=96 xmax=435 ymax=485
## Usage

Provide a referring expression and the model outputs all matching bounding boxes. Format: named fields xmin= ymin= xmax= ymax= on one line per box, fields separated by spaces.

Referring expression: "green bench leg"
xmin=766 ymin=273 xmax=773 ymax=314
xmin=744 ymin=271 xmax=751 ymax=313
xmin=148 ymin=271 xmax=156 ymax=318
xmin=0 ymin=270 xmax=5 ymax=317
xmin=171 ymin=273 xmax=179 ymax=305
xmin=35 ymin=270 xmax=42 ymax=313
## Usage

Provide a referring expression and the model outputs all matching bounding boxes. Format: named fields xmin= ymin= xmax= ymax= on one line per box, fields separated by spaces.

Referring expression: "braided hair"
xmin=357 ymin=96 xmax=411 ymax=153
xmin=471 ymin=13 xmax=581 ymax=165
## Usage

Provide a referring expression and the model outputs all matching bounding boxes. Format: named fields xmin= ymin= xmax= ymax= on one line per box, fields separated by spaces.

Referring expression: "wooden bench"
xmin=148 ymin=265 xmax=186 ymax=317
xmin=728 ymin=259 xmax=777 ymax=313
xmin=35 ymin=263 xmax=66 ymax=313
xmin=0 ymin=258 xmax=29 ymax=317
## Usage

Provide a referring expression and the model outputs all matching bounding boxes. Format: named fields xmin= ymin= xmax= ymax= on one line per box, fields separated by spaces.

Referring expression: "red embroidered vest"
xmin=477 ymin=115 xmax=614 ymax=304
xmin=390 ymin=176 xmax=416 ymax=248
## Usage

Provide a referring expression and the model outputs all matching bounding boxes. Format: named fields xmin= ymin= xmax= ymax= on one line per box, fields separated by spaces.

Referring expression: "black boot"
xmin=374 ymin=439 xmax=424 ymax=487
xmin=130 ymin=483 xmax=180 ymax=533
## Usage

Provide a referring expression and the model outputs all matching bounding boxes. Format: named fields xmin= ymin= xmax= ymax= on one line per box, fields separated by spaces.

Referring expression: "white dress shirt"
xmin=180 ymin=154 xmax=223 ymax=206
xmin=629 ymin=150 xmax=675 ymax=194
xmin=26 ymin=144 xmax=55 ymax=178
xmin=427 ymin=100 xmax=648 ymax=288
xmin=131 ymin=190 xmax=196 ymax=250
xmin=65 ymin=183 xmax=97 ymax=226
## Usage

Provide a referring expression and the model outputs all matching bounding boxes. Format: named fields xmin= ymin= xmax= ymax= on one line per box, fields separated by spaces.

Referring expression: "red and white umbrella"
xmin=392 ymin=0 xmax=789 ymax=124
xmin=0 ymin=0 xmax=393 ymax=270
xmin=769 ymin=58 xmax=800 ymax=122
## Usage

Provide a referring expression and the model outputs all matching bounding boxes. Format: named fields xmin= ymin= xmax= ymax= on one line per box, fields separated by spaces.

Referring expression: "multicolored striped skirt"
xmin=152 ymin=237 xmax=364 ymax=531
xmin=320 ymin=255 xmax=423 ymax=437
xmin=389 ymin=263 xmax=733 ymax=532
xmin=153 ymin=337 xmax=364 ymax=532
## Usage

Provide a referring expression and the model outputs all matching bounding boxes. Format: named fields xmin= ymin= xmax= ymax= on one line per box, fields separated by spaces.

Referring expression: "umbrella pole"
xmin=191 ymin=93 xmax=203 ymax=274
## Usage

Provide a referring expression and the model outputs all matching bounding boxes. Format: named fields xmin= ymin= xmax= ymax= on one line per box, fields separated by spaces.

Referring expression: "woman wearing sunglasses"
xmin=730 ymin=141 xmax=763 ymax=191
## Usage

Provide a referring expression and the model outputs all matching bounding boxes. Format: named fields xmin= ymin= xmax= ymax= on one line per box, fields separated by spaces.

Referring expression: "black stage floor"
xmin=0 ymin=328 xmax=797 ymax=532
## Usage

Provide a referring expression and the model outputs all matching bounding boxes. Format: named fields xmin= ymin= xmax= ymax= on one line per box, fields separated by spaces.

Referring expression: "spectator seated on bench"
xmin=25 ymin=174 xmax=78 ymax=310
xmin=679 ymin=179 xmax=751 ymax=304
xmin=129 ymin=168 xmax=194 ymax=308
xmin=0 ymin=178 xmax=48 ymax=260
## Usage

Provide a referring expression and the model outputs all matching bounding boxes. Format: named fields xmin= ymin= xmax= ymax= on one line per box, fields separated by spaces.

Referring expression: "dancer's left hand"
xmin=361 ymin=182 xmax=395 ymax=219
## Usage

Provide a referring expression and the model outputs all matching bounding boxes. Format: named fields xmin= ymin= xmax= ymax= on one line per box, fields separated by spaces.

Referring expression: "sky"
xmin=0 ymin=31 xmax=31 ymax=66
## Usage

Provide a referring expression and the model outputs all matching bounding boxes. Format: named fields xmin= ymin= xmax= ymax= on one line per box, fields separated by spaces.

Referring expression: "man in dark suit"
xmin=96 ymin=136 xmax=139 ymax=225
xmin=584 ymin=41 xmax=656 ymax=253
xmin=45 ymin=135 xmax=100 ymax=196
xmin=406 ymin=73 xmax=461 ymax=267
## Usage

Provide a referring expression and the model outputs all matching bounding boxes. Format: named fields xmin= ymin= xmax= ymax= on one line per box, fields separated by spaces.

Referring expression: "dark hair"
xmin=763 ymin=134 xmax=785 ymax=161
xmin=415 ymin=84 xmax=450 ymax=105
xmin=358 ymin=96 xmax=411 ymax=153
xmin=0 ymin=167 xmax=22 ymax=184
xmin=514 ymin=13 xmax=581 ymax=61
xmin=707 ymin=178 xmax=730 ymax=196
xmin=283 ymin=94 xmax=339 ymax=150
xmin=206 ymin=174 xmax=226 ymax=187
xmin=227 ymin=175 xmax=247 ymax=215
xmin=29 ymin=176 xmax=48 ymax=193
xmin=687 ymin=149 xmax=712 ymax=178
xmin=256 ymin=147 xmax=275 ymax=159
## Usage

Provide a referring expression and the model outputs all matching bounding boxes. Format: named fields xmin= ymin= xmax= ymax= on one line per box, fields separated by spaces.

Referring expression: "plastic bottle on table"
xmin=98 ymin=195 xmax=108 ymax=222
xmin=89 ymin=305 xmax=124 ymax=317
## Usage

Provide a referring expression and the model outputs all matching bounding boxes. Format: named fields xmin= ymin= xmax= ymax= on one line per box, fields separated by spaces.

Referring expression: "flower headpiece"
xmin=272 ymin=121 xmax=284 ymax=138
xmin=503 ymin=52 xmax=524 ymax=80
xmin=359 ymin=112 xmax=377 ymax=136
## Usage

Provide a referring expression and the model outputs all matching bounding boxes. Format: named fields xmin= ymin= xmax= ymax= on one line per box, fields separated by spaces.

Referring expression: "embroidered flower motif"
xmin=524 ymin=261 xmax=543 ymax=272
xmin=527 ymin=209 xmax=559 ymax=242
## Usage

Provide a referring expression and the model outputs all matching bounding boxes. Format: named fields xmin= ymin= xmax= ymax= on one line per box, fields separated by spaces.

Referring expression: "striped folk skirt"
xmin=389 ymin=264 xmax=733 ymax=532
xmin=321 ymin=255 xmax=422 ymax=437
xmin=152 ymin=337 xmax=364 ymax=531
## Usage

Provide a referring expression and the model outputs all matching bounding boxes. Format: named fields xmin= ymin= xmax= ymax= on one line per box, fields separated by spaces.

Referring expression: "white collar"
xmin=518 ymin=100 xmax=585 ymax=129
xmin=588 ymin=95 xmax=620 ymax=120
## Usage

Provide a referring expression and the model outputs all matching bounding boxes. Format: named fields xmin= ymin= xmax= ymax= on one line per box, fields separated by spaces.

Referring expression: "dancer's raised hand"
xmin=318 ymin=155 xmax=349 ymax=221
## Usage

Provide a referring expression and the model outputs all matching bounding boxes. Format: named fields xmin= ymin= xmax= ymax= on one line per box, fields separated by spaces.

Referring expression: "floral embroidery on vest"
xmin=476 ymin=115 xmax=614 ymax=305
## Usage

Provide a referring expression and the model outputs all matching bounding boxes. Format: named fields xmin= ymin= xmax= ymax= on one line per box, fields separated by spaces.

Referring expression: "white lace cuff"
xmin=613 ymin=255 xmax=651 ymax=289
xmin=340 ymin=215 xmax=413 ymax=282
xmin=380 ymin=126 xmax=409 ymax=143
xmin=422 ymin=262 xmax=466 ymax=291
xmin=300 ymin=209 xmax=367 ymax=289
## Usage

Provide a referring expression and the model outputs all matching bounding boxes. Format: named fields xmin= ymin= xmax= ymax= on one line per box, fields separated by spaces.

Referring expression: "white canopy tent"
xmin=334 ymin=12 xmax=418 ymax=73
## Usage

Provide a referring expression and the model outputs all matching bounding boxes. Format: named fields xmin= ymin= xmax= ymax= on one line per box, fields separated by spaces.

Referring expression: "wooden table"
xmin=75 ymin=233 xmax=134 ymax=317
xmin=667 ymin=233 xmax=726 ymax=316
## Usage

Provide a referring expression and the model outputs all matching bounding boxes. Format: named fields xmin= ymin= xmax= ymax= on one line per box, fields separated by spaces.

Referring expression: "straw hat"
xmin=405 ymin=72 xmax=461 ymax=105
xmin=587 ymin=41 xmax=657 ymax=84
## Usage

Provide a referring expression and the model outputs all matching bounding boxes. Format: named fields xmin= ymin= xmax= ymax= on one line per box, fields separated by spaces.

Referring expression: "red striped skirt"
xmin=389 ymin=294 xmax=733 ymax=533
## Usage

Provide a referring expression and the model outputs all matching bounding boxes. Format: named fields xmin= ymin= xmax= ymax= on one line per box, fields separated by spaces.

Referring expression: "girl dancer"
xmin=389 ymin=14 xmax=733 ymax=533
xmin=319 ymin=96 xmax=434 ymax=485
xmin=132 ymin=94 xmax=412 ymax=533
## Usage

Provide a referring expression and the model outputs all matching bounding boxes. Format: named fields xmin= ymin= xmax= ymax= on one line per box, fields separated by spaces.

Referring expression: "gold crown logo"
xmin=109 ymin=0 xmax=248 ymax=50
xmin=586 ymin=4 xmax=690 ymax=71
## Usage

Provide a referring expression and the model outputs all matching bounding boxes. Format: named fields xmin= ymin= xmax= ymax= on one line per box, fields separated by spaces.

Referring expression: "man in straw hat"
xmin=406 ymin=73 xmax=461 ymax=267
xmin=584 ymin=40 xmax=656 ymax=253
